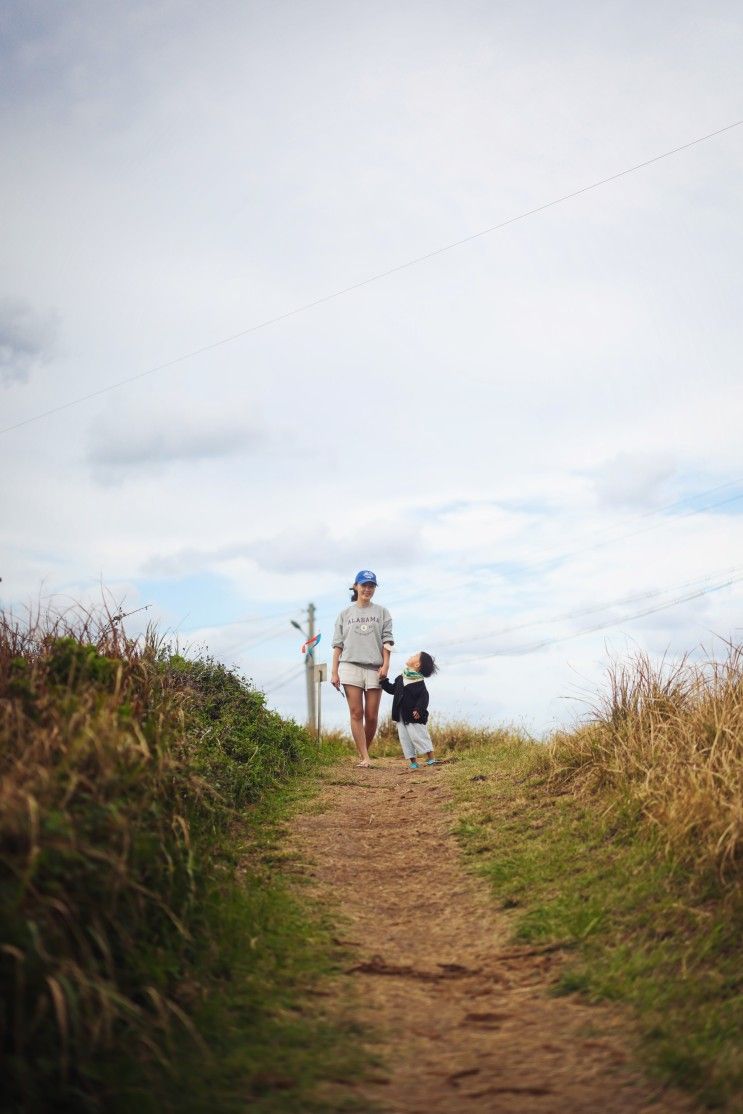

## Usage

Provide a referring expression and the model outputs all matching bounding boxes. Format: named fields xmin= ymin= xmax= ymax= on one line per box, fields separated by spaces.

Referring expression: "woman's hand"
xmin=331 ymin=672 xmax=341 ymax=691
xmin=412 ymin=709 xmax=420 ymax=720
xmin=380 ymin=643 xmax=392 ymax=683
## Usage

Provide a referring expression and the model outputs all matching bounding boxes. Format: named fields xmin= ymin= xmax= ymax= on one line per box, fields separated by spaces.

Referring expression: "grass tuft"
xmin=547 ymin=645 xmax=743 ymax=878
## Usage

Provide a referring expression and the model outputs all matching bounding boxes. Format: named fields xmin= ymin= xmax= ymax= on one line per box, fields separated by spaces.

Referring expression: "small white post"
xmin=313 ymin=662 xmax=327 ymax=743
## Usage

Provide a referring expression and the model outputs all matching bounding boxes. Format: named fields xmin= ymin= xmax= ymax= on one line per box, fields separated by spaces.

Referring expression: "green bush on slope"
xmin=0 ymin=611 xmax=321 ymax=1111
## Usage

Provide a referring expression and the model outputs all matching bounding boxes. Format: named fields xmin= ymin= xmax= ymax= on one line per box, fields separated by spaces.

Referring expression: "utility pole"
xmin=292 ymin=603 xmax=319 ymax=732
xmin=305 ymin=602 xmax=317 ymax=732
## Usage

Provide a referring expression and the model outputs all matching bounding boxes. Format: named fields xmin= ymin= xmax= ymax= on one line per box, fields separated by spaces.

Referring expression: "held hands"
xmin=378 ymin=667 xmax=388 ymax=681
xmin=412 ymin=709 xmax=420 ymax=720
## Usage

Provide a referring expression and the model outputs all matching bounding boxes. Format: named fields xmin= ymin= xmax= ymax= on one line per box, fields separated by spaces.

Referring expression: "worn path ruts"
xmin=289 ymin=758 xmax=699 ymax=1114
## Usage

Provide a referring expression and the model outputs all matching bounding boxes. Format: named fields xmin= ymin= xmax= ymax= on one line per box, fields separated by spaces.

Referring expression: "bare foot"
xmin=355 ymin=760 xmax=371 ymax=768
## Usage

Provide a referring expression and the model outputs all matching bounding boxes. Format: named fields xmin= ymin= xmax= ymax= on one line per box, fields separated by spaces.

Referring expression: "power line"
xmin=517 ymin=490 xmax=743 ymax=577
xmin=219 ymin=622 xmax=294 ymax=657
xmin=262 ymin=661 xmax=303 ymax=691
xmin=634 ymin=476 xmax=743 ymax=521
xmin=182 ymin=620 xmax=293 ymax=661
xmin=180 ymin=608 xmax=302 ymax=634
xmin=2 ymin=119 xmax=741 ymax=438
xmin=264 ymin=666 xmax=305 ymax=696
xmin=434 ymin=566 xmax=743 ymax=650
xmin=383 ymin=477 xmax=743 ymax=611
xmin=444 ymin=571 xmax=743 ymax=666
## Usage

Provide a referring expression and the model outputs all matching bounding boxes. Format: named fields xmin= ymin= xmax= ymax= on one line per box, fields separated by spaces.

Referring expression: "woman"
xmin=331 ymin=570 xmax=394 ymax=767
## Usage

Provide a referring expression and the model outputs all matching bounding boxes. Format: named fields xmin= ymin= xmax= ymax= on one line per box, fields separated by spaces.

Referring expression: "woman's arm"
xmin=331 ymin=611 xmax=345 ymax=690
xmin=331 ymin=645 xmax=342 ymax=690
xmin=379 ymin=608 xmax=393 ymax=679
xmin=381 ymin=609 xmax=394 ymax=649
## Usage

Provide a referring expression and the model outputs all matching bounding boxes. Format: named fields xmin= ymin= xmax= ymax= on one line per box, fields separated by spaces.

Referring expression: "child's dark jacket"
xmin=380 ymin=675 xmax=430 ymax=724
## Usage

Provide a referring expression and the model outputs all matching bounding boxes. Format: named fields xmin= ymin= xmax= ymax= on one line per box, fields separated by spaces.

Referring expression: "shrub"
xmin=0 ymin=605 xmax=314 ymax=1110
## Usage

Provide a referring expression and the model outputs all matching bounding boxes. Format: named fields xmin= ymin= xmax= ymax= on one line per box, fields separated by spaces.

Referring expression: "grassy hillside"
xmin=445 ymin=648 xmax=743 ymax=1110
xmin=0 ymin=608 xmax=360 ymax=1112
xmin=5 ymin=605 xmax=740 ymax=1110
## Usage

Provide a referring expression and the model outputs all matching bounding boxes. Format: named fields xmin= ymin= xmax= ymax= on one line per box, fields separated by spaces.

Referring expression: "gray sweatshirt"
xmin=332 ymin=603 xmax=394 ymax=666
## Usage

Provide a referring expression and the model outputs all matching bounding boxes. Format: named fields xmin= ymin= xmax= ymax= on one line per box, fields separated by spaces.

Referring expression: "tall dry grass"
xmin=547 ymin=645 xmax=743 ymax=879
xmin=363 ymin=715 xmax=530 ymax=759
xmin=0 ymin=601 xmax=313 ymax=1108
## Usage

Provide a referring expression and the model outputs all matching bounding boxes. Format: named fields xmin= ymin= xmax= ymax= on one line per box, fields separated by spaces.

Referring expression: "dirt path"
xmin=289 ymin=757 xmax=699 ymax=1114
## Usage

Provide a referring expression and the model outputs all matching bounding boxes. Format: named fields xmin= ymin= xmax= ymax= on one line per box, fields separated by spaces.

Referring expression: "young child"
xmin=381 ymin=651 xmax=438 ymax=770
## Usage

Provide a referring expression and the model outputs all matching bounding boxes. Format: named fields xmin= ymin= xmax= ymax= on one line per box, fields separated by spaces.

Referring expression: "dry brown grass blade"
xmin=546 ymin=645 xmax=743 ymax=880
xmin=2 ymin=944 xmax=26 ymax=1054
xmin=45 ymin=976 xmax=70 ymax=1078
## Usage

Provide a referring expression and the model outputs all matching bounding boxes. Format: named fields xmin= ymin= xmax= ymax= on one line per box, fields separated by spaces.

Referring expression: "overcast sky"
xmin=2 ymin=0 xmax=742 ymax=733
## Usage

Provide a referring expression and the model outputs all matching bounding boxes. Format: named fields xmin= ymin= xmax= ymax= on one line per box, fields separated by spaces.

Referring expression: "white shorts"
xmin=338 ymin=662 xmax=382 ymax=690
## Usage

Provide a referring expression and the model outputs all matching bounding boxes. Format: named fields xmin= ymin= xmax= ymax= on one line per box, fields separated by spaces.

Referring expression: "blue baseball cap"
xmin=354 ymin=569 xmax=378 ymax=585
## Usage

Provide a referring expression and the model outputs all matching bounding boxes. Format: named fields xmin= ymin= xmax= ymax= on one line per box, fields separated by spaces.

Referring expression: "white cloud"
xmin=2 ymin=1 xmax=742 ymax=730
xmin=141 ymin=514 xmax=424 ymax=579
xmin=591 ymin=452 xmax=676 ymax=510
xmin=0 ymin=296 xmax=57 ymax=383
xmin=87 ymin=402 xmax=267 ymax=482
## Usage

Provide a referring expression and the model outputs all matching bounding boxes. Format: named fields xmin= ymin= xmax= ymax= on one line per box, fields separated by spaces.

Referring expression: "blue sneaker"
xmin=426 ymin=758 xmax=437 ymax=765
xmin=408 ymin=762 xmax=419 ymax=770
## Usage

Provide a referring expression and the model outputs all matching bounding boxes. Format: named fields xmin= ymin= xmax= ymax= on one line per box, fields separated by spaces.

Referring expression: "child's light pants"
xmin=396 ymin=721 xmax=434 ymax=760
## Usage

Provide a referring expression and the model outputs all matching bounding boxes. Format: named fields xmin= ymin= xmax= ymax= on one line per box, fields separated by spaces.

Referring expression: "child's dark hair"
xmin=419 ymin=652 xmax=438 ymax=678
xmin=349 ymin=586 xmax=358 ymax=601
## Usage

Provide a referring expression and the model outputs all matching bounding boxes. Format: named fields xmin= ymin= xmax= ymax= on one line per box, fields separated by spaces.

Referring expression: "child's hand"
xmin=412 ymin=709 xmax=420 ymax=720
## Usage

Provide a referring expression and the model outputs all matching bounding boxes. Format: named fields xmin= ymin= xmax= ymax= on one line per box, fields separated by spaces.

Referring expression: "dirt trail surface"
xmin=289 ymin=758 xmax=699 ymax=1114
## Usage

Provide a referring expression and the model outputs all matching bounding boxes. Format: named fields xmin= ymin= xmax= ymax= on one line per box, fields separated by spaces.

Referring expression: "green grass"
xmin=449 ymin=737 xmax=743 ymax=1111
xmin=123 ymin=754 xmax=372 ymax=1114
xmin=7 ymin=741 xmax=370 ymax=1114
xmin=0 ymin=614 xmax=373 ymax=1114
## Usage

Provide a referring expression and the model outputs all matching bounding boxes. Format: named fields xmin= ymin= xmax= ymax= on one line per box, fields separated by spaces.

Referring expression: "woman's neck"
xmin=355 ymin=598 xmax=372 ymax=608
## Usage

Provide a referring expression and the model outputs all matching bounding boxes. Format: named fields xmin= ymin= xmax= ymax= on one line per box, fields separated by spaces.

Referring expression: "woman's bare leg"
xmin=363 ymin=688 xmax=382 ymax=751
xmin=344 ymin=686 xmax=370 ymax=765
